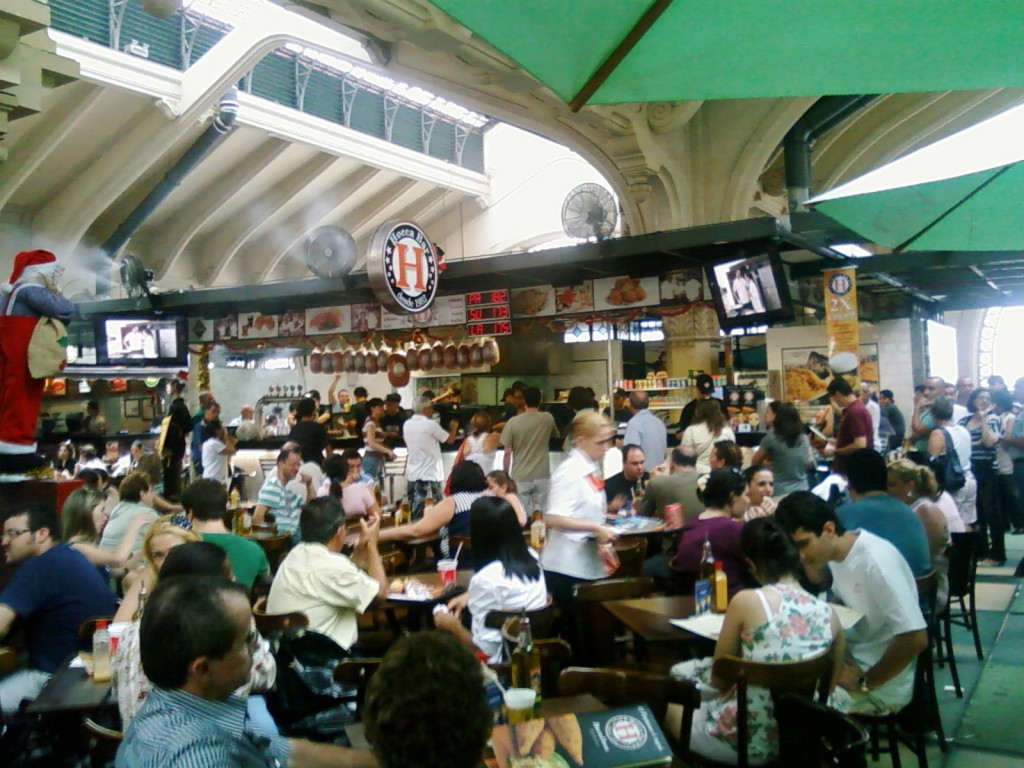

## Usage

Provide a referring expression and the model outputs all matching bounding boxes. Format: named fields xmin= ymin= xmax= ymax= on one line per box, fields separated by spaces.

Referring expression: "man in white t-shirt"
xmin=201 ymin=419 xmax=236 ymax=487
xmin=859 ymin=382 xmax=882 ymax=453
xmin=776 ymin=491 xmax=927 ymax=715
xmin=403 ymin=396 xmax=459 ymax=520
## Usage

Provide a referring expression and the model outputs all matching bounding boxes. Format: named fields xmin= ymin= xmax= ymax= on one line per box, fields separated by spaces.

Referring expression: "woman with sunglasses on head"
xmin=542 ymin=411 xmax=620 ymax=609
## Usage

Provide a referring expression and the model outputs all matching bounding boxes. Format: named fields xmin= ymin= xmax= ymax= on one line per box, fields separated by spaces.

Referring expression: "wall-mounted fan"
xmin=305 ymin=226 xmax=358 ymax=280
xmin=120 ymin=254 xmax=154 ymax=298
xmin=561 ymin=183 xmax=619 ymax=240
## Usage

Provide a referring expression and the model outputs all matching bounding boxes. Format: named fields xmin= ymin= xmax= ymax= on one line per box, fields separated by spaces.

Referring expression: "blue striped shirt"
xmin=257 ymin=473 xmax=304 ymax=536
xmin=116 ymin=687 xmax=289 ymax=768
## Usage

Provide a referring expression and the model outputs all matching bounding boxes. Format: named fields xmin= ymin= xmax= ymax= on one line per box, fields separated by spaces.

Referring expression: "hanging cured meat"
xmin=376 ymin=349 xmax=389 ymax=371
xmin=332 ymin=351 xmax=345 ymax=371
xmin=443 ymin=344 xmax=458 ymax=369
xmin=406 ymin=347 xmax=420 ymax=370
xmin=309 ymin=352 xmax=323 ymax=374
xmin=469 ymin=344 xmax=484 ymax=367
xmin=431 ymin=343 xmax=444 ymax=369
xmin=354 ymin=351 xmax=367 ymax=373
xmin=387 ymin=353 xmax=410 ymax=387
xmin=366 ymin=351 xmax=379 ymax=374
xmin=419 ymin=346 xmax=434 ymax=372
xmin=321 ymin=351 xmax=335 ymax=374
xmin=456 ymin=344 xmax=471 ymax=369
xmin=342 ymin=350 xmax=355 ymax=372
xmin=482 ymin=338 xmax=500 ymax=365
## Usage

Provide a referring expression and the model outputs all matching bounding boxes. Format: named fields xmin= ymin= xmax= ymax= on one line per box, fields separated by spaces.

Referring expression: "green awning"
xmin=812 ymin=163 xmax=1024 ymax=251
xmin=431 ymin=0 xmax=1024 ymax=107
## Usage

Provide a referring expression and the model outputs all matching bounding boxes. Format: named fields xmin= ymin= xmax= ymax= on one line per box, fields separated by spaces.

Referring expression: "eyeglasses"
xmin=596 ymin=437 xmax=615 ymax=445
xmin=1 ymin=528 xmax=30 ymax=542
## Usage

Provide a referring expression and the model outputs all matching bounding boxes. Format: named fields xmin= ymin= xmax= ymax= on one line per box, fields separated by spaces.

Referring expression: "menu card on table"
xmin=490 ymin=704 xmax=672 ymax=768
xmin=670 ymin=602 xmax=864 ymax=641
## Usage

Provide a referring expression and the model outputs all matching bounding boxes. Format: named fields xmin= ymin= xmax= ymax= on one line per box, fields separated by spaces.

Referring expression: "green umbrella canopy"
xmin=431 ymin=0 xmax=1024 ymax=108
xmin=811 ymin=163 xmax=1024 ymax=252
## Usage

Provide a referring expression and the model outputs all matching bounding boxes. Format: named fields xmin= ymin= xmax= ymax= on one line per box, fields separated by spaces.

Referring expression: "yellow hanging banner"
xmin=823 ymin=267 xmax=859 ymax=373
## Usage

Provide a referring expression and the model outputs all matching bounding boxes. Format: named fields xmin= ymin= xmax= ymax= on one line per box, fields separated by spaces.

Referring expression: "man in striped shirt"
xmin=116 ymin=576 xmax=374 ymax=768
xmin=253 ymin=447 xmax=312 ymax=540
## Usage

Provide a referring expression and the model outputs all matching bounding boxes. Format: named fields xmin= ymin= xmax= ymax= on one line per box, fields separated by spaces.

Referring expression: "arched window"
xmin=980 ymin=305 xmax=1024 ymax=384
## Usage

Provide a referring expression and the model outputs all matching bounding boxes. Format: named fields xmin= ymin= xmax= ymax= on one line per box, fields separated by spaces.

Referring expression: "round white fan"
xmin=561 ymin=183 xmax=619 ymax=240
xmin=304 ymin=226 xmax=358 ymax=279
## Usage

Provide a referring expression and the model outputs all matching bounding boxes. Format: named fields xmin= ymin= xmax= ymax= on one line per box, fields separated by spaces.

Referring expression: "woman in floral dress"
xmin=671 ymin=518 xmax=844 ymax=765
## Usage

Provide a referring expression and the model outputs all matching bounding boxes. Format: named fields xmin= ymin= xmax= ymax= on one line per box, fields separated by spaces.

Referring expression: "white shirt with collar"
xmin=402 ymin=413 xmax=450 ymax=482
xmin=543 ymin=448 xmax=607 ymax=580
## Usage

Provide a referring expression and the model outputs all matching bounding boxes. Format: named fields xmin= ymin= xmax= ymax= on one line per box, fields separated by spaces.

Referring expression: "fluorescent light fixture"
xmin=831 ymin=243 xmax=873 ymax=258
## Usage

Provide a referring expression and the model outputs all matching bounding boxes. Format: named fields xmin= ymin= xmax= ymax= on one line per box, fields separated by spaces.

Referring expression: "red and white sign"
xmin=368 ymin=220 xmax=439 ymax=315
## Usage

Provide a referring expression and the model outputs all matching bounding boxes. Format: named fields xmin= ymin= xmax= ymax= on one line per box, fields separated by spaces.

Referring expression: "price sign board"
xmin=466 ymin=320 xmax=512 ymax=337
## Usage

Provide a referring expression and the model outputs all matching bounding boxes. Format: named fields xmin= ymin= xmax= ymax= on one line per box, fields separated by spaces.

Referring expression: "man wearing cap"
xmin=677 ymin=374 xmax=728 ymax=433
xmin=0 ymin=250 xmax=75 ymax=475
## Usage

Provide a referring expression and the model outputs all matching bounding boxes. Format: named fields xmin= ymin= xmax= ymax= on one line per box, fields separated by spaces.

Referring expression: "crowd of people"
xmin=1 ymin=369 xmax=1020 ymax=766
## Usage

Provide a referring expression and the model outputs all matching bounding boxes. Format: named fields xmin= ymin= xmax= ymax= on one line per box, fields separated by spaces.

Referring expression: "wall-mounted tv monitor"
xmin=705 ymin=251 xmax=795 ymax=331
xmin=94 ymin=316 xmax=188 ymax=367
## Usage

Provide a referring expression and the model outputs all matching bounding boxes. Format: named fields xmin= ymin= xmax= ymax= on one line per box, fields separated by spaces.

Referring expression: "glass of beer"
xmin=503 ymin=688 xmax=537 ymax=725
xmin=398 ymin=501 xmax=411 ymax=525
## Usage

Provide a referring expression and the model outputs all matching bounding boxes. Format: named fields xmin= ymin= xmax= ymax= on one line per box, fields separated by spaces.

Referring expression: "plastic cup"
xmin=664 ymin=503 xmax=683 ymax=530
xmin=108 ymin=622 xmax=128 ymax=656
xmin=437 ymin=559 xmax=458 ymax=587
xmin=504 ymin=688 xmax=537 ymax=724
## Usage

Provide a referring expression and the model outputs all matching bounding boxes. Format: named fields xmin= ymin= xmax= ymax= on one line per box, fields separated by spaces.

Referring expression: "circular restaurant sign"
xmin=367 ymin=220 xmax=439 ymax=315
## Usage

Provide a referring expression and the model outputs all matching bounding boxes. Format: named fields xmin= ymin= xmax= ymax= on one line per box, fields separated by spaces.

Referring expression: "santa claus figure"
xmin=0 ymin=250 xmax=75 ymax=475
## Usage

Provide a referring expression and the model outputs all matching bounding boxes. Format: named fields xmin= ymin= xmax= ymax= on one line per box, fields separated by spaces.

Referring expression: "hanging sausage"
xmin=309 ymin=351 xmax=323 ymax=374
xmin=321 ymin=351 xmax=335 ymax=374
xmin=406 ymin=346 xmax=420 ymax=371
xmin=431 ymin=343 xmax=444 ymax=369
xmin=456 ymin=344 xmax=471 ymax=369
xmin=443 ymin=344 xmax=458 ymax=369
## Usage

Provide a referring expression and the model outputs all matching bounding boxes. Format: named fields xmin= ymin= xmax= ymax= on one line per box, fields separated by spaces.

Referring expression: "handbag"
xmin=933 ymin=428 xmax=967 ymax=492
xmin=5 ymin=284 xmax=68 ymax=379
xmin=264 ymin=626 xmax=354 ymax=739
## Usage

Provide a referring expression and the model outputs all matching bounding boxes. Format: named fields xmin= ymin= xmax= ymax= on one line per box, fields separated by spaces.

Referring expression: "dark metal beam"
xmin=937 ymin=291 xmax=1024 ymax=311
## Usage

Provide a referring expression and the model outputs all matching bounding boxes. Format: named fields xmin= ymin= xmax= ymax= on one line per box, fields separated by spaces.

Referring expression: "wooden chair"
xmin=489 ymin=638 xmax=574 ymax=699
xmin=611 ymin=537 xmax=648 ymax=578
xmin=709 ymin=650 xmax=835 ymax=768
xmin=484 ymin=595 xmax=559 ymax=643
xmin=938 ymin=531 xmax=983 ymax=698
xmin=333 ymin=657 xmax=382 ymax=719
xmin=775 ymin=692 xmax=869 ymax=768
xmin=557 ymin=666 xmax=702 ymax=754
xmin=254 ymin=533 xmax=292 ymax=574
xmin=252 ymin=596 xmax=309 ymax=637
xmin=572 ymin=577 xmax=655 ymax=666
xmin=82 ymin=717 xmax=123 ymax=768
xmin=853 ymin=571 xmax=946 ymax=768
xmin=258 ymin=457 xmax=278 ymax=479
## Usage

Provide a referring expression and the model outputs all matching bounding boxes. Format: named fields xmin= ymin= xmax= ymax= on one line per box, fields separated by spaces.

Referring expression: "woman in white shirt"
xmin=543 ymin=411 xmax=620 ymax=609
xmin=461 ymin=411 xmax=501 ymax=474
xmin=682 ymin=400 xmax=736 ymax=474
xmin=435 ymin=496 xmax=547 ymax=662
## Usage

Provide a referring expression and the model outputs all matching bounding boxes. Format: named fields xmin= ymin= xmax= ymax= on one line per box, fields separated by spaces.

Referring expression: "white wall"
xmin=432 ymin=123 xmax=617 ymax=259
xmin=766 ymin=319 xmax=915 ymax=424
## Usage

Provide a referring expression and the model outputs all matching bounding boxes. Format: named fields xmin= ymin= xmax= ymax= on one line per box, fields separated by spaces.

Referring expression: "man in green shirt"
xmin=182 ymin=480 xmax=270 ymax=591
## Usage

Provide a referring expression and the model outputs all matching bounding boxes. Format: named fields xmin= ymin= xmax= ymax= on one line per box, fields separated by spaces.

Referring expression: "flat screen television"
xmin=94 ymin=316 xmax=188 ymax=367
xmin=705 ymin=251 xmax=795 ymax=331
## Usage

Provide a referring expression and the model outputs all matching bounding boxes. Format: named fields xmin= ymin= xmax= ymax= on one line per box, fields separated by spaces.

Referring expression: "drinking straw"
xmin=453 ymin=541 xmax=464 ymax=564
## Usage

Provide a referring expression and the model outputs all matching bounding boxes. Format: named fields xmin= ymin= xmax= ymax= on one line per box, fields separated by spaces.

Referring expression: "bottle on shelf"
xmin=92 ymin=620 xmax=112 ymax=682
xmin=530 ymin=510 xmax=546 ymax=551
xmin=510 ymin=613 xmax=542 ymax=716
xmin=699 ymin=534 xmax=716 ymax=581
xmin=712 ymin=561 xmax=729 ymax=613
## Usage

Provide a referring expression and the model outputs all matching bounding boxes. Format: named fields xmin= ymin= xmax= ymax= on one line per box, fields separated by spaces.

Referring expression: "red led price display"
xmin=464 ymin=289 xmax=509 ymax=308
xmin=467 ymin=305 xmax=511 ymax=322
xmin=466 ymin=320 xmax=512 ymax=337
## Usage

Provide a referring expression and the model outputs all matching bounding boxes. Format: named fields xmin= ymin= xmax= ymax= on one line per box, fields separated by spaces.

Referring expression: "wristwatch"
xmin=856 ymin=675 xmax=870 ymax=693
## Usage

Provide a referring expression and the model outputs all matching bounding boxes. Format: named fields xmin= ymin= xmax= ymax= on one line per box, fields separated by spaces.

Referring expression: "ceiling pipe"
xmin=784 ymin=95 xmax=877 ymax=213
xmin=96 ymin=87 xmax=240 ymax=296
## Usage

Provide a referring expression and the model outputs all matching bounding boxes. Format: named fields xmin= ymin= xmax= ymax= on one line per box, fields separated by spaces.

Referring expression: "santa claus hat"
xmin=2 ymin=250 xmax=59 ymax=293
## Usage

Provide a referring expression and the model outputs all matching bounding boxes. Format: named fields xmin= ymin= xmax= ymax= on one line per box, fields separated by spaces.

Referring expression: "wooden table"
xmin=26 ymin=655 xmax=112 ymax=715
xmin=385 ymin=569 xmax=474 ymax=631
xmin=602 ymin=595 xmax=708 ymax=660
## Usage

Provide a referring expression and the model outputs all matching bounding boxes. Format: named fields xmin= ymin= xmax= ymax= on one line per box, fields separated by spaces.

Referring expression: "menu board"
xmin=305 ymin=306 xmax=351 ymax=335
xmin=277 ymin=310 xmax=305 ymax=337
xmin=381 ymin=295 xmax=468 ymax=329
xmin=660 ymin=269 xmax=706 ymax=304
xmin=237 ymin=312 xmax=278 ymax=339
xmin=509 ymin=285 xmax=556 ymax=317
xmin=554 ymin=282 xmax=595 ymax=314
xmin=593 ymin=276 xmax=660 ymax=311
